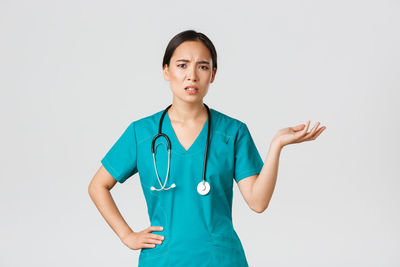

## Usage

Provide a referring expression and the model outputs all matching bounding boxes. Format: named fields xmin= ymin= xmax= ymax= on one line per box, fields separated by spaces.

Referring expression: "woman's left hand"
xmin=272 ymin=120 xmax=326 ymax=148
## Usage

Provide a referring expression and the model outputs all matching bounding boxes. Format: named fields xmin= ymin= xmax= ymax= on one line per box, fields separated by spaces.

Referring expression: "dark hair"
xmin=162 ymin=30 xmax=217 ymax=70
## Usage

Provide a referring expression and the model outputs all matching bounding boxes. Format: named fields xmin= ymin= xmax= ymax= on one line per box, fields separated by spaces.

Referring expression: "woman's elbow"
xmin=251 ymin=203 xmax=268 ymax=214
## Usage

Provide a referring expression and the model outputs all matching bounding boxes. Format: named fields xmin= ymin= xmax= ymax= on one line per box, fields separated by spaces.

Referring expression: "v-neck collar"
xmin=164 ymin=109 xmax=211 ymax=155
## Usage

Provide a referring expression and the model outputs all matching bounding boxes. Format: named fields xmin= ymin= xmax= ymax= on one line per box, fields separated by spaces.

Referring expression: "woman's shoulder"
xmin=210 ymin=108 xmax=245 ymax=135
xmin=126 ymin=109 xmax=164 ymax=144
xmin=133 ymin=109 xmax=164 ymax=126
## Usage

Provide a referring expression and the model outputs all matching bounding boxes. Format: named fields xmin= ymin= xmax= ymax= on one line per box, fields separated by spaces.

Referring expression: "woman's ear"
xmin=210 ymin=67 xmax=217 ymax=83
xmin=163 ymin=64 xmax=170 ymax=81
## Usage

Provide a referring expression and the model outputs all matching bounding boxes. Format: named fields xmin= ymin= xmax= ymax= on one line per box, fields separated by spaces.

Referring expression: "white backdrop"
xmin=1 ymin=0 xmax=399 ymax=266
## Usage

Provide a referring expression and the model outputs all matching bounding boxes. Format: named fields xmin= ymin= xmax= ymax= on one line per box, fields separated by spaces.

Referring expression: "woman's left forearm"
xmin=252 ymin=139 xmax=283 ymax=213
xmin=250 ymin=120 xmax=326 ymax=213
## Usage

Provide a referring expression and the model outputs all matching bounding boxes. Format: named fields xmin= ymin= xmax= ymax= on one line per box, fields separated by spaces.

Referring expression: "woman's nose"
xmin=186 ymin=66 xmax=198 ymax=81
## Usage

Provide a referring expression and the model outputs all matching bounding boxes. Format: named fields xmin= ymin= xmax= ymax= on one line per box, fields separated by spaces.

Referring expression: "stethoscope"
xmin=150 ymin=103 xmax=211 ymax=196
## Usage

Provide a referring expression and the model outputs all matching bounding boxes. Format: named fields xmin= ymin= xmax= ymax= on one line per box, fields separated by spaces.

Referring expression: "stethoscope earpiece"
xmin=151 ymin=103 xmax=211 ymax=196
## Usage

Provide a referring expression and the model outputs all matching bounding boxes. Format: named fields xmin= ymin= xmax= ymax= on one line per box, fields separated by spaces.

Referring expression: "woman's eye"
xmin=177 ymin=64 xmax=208 ymax=70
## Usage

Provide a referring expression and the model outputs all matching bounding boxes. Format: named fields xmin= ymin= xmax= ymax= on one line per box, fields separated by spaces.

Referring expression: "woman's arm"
xmin=88 ymin=165 xmax=134 ymax=240
xmin=237 ymin=141 xmax=282 ymax=213
xmin=237 ymin=120 xmax=326 ymax=213
xmin=88 ymin=166 xmax=165 ymax=249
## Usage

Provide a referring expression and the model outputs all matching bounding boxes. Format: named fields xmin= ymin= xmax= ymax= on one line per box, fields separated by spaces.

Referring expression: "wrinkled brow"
xmin=176 ymin=59 xmax=210 ymax=65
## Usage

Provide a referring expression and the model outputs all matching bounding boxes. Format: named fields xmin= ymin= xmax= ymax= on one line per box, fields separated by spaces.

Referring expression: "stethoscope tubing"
xmin=151 ymin=103 xmax=211 ymax=193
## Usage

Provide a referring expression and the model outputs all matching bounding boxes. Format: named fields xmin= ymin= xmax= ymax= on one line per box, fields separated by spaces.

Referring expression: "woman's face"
xmin=163 ymin=40 xmax=216 ymax=104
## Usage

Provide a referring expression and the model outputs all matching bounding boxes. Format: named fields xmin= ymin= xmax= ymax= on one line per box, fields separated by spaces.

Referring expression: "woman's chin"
xmin=176 ymin=94 xmax=205 ymax=104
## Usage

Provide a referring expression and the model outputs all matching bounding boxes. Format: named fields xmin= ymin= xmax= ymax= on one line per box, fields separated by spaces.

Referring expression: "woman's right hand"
xmin=120 ymin=226 xmax=165 ymax=250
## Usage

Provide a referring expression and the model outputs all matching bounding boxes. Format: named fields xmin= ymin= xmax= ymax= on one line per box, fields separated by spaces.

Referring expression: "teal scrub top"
xmin=101 ymin=108 xmax=264 ymax=267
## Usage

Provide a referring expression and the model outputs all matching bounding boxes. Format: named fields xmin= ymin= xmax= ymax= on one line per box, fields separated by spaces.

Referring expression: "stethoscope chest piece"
xmin=197 ymin=181 xmax=210 ymax=195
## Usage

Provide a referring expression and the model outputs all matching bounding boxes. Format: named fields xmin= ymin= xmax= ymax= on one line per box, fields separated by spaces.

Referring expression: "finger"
xmin=293 ymin=124 xmax=306 ymax=132
xmin=145 ymin=238 xmax=163 ymax=245
xmin=142 ymin=243 xmax=156 ymax=248
xmin=300 ymin=120 xmax=310 ymax=138
xmin=149 ymin=233 xmax=165 ymax=240
xmin=303 ymin=120 xmax=310 ymax=133
xmin=147 ymin=226 xmax=164 ymax=232
xmin=313 ymin=124 xmax=325 ymax=137
xmin=307 ymin=122 xmax=320 ymax=139
xmin=312 ymin=126 xmax=326 ymax=139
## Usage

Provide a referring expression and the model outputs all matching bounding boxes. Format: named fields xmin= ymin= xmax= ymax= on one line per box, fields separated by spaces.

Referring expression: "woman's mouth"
xmin=185 ymin=87 xmax=199 ymax=95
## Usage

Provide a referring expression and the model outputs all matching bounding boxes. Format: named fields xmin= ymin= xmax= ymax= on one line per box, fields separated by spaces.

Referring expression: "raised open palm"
xmin=273 ymin=120 xmax=326 ymax=147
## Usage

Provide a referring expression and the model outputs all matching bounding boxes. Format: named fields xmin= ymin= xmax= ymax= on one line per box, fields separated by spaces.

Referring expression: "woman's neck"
xmin=168 ymin=98 xmax=207 ymax=122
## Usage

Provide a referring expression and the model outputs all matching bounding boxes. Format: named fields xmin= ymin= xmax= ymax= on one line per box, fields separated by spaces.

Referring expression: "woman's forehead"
xmin=171 ymin=41 xmax=211 ymax=60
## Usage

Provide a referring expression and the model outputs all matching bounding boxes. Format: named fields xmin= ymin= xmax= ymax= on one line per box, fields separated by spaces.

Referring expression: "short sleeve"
xmin=233 ymin=122 xmax=264 ymax=183
xmin=101 ymin=121 xmax=138 ymax=183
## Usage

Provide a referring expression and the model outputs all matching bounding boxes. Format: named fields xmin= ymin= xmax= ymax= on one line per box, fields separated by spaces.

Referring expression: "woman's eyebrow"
xmin=176 ymin=59 xmax=210 ymax=65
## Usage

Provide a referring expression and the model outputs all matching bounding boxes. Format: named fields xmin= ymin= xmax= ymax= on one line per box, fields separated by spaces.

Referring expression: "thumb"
xmin=292 ymin=124 xmax=306 ymax=131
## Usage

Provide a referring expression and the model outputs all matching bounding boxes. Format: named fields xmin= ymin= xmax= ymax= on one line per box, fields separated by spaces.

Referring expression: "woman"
xmin=88 ymin=29 xmax=326 ymax=266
